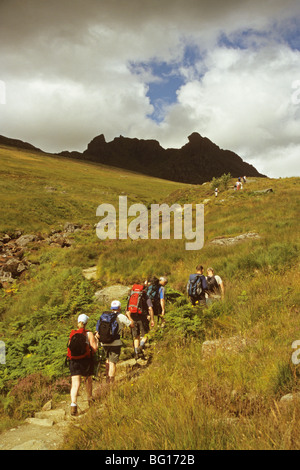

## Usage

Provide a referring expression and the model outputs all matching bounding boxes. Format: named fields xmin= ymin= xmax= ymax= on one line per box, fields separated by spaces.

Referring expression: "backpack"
xmin=147 ymin=278 xmax=160 ymax=304
xmin=96 ymin=311 xmax=120 ymax=344
xmin=147 ymin=278 xmax=161 ymax=315
xmin=127 ymin=284 xmax=145 ymax=314
xmin=206 ymin=276 xmax=220 ymax=293
xmin=67 ymin=328 xmax=91 ymax=360
xmin=187 ymin=274 xmax=203 ymax=298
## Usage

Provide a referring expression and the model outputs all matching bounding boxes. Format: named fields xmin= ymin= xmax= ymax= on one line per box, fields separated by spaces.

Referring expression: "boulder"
xmin=15 ymin=234 xmax=37 ymax=247
xmin=252 ymin=188 xmax=273 ymax=194
xmin=94 ymin=285 xmax=130 ymax=304
xmin=82 ymin=266 xmax=98 ymax=280
xmin=202 ymin=335 xmax=251 ymax=360
xmin=2 ymin=258 xmax=21 ymax=276
xmin=280 ymin=392 xmax=300 ymax=404
xmin=63 ymin=222 xmax=81 ymax=233
xmin=210 ymin=232 xmax=260 ymax=246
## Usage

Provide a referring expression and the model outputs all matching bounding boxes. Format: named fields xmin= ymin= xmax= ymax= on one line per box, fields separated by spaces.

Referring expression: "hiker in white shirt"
xmin=205 ymin=267 xmax=225 ymax=305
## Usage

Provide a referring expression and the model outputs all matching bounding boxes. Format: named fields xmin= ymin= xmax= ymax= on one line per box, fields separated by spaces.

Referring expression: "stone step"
xmin=34 ymin=408 xmax=66 ymax=423
xmin=25 ymin=417 xmax=54 ymax=427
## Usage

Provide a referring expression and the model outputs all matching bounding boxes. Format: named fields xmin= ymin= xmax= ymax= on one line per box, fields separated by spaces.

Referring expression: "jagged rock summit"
xmin=0 ymin=132 xmax=264 ymax=184
xmin=59 ymin=132 xmax=264 ymax=184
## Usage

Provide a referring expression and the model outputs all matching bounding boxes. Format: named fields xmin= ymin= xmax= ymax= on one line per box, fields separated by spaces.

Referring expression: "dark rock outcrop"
xmin=0 ymin=132 xmax=265 ymax=184
xmin=0 ymin=135 xmax=44 ymax=153
xmin=59 ymin=132 xmax=264 ymax=184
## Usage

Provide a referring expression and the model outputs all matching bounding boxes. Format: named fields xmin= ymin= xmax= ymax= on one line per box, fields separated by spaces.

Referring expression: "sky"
xmin=0 ymin=0 xmax=300 ymax=178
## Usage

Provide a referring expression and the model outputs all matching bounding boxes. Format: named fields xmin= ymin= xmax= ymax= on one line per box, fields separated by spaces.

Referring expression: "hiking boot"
xmin=70 ymin=404 xmax=78 ymax=416
xmin=137 ymin=348 xmax=146 ymax=360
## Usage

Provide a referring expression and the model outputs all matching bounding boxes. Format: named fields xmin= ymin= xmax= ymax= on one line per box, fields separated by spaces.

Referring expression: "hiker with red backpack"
xmin=67 ymin=314 xmax=98 ymax=416
xmin=126 ymin=283 xmax=154 ymax=359
xmin=95 ymin=300 xmax=134 ymax=384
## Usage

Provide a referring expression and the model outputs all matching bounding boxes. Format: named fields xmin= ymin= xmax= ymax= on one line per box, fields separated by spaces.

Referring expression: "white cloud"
xmin=156 ymin=44 xmax=300 ymax=177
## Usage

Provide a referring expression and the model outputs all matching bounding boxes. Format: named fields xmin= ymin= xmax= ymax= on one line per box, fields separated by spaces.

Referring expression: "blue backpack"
xmin=96 ymin=311 xmax=120 ymax=343
xmin=187 ymin=274 xmax=204 ymax=298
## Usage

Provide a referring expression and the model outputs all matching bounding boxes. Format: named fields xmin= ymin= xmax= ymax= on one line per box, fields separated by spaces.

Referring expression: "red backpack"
xmin=67 ymin=328 xmax=91 ymax=360
xmin=127 ymin=284 xmax=145 ymax=314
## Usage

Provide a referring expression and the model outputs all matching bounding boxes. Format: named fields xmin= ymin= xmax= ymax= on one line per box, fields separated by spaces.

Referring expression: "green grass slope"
xmin=0 ymin=144 xmax=299 ymax=449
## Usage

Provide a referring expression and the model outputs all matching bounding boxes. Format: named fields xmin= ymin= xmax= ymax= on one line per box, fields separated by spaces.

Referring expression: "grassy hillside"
xmin=0 ymin=145 xmax=185 ymax=233
xmin=0 ymin=144 xmax=299 ymax=449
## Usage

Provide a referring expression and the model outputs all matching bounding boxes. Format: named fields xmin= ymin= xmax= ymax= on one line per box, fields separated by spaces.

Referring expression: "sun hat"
xmin=111 ymin=300 xmax=121 ymax=310
xmin=77 ymin=314 xmax=89 ymax=324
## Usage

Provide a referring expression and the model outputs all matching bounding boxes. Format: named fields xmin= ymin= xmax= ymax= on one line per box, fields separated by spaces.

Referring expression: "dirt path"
xmin=0 ymin=357 xmax=148 ymax=450
xmin=0 ymin=392 xmax=90 ymax=450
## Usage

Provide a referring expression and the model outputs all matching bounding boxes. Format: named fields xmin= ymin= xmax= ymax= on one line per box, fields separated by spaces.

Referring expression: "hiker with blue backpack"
xmin=146 ymin=276 xmax=168 ymax=327
xmin=95 ymin=300 xmax=134 ymax=384
xmin=67 ymin=314 xmax=99 ymax=416
xmin=187 ymin=265 xmax=208 ymax=307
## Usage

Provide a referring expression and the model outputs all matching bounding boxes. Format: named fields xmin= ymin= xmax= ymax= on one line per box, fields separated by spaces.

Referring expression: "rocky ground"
xmin=0 ymin=356 xmax=148 ymax=450
xmin=0 ymin=223 xmax=91 ymax=289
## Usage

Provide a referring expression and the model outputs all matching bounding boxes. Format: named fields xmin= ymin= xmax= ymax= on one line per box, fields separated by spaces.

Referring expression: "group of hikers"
xmin=67 ymin=268 xmax=224 ymax=416
xmin=215 ymin=175 xmax=247 ymax=196
xmin=234 ymin=176 xmax=247 ymax=191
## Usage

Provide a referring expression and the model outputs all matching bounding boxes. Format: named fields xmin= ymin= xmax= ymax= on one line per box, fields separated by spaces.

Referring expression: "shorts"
xmin=153 ymin=302 xmax=162 ymax=316
xmin=131 ymin=314 xmax=149 ymax=338
xmin=103 ymin=345 xmax=121 ymax=364
xmin=69 ymin=357 xmax=94 ymax=377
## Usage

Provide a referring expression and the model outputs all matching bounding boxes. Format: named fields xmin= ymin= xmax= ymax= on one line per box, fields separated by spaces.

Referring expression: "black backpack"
xmin=206 ymin=276 xmax=219 ymax=293
xmin=96 ymin=311 xmax=120 ymax=344
xmin=67 ymin=328 xmax=90 ymax=360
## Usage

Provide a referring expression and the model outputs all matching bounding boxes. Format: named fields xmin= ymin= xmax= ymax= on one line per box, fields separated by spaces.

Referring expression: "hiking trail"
xmin=0 ymin=356 xmax=149 ymax=450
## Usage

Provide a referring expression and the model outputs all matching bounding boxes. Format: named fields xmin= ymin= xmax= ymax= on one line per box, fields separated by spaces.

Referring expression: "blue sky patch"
xmin=130 ymin=44 xmax=205 ymax=122
xmin=130 ymin=59 xmax=186 ymax=122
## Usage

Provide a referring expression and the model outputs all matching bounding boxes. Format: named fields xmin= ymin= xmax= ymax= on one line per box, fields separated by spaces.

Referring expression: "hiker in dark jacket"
xmin=187 ymin=265 xmax=208 ymax=306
